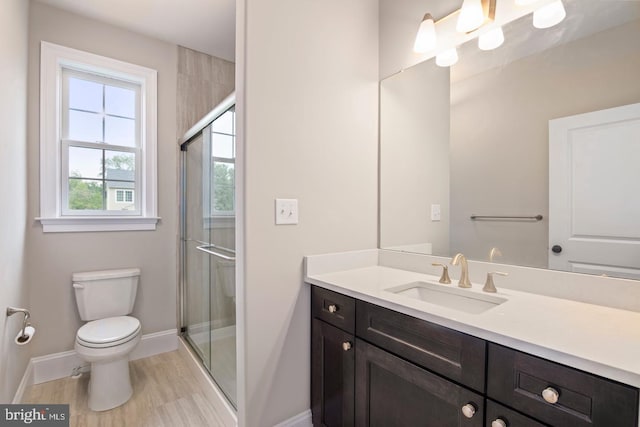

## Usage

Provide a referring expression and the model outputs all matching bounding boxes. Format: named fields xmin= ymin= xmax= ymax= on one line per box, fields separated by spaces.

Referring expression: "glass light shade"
xmin=533 ymin=0 xmax=566 ymax=29
xmin=457 ymin=0 xmax=485 ymax=33
xmin=478 ymin=26 xmax=505 ymax=50
xmin=413 ymin=14 xmax=437 ymax=53
xmin=515 ymin=0 xmax=540 ymax=5
xmin=436 ymin=48 xmax=459 ymax=67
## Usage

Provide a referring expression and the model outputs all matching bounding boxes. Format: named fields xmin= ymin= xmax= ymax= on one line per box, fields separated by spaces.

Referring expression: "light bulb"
xmin=533 ymin=0 xmax=566 ymax=29
xmin=478 ymin=26 xmax=504 ymax=50
xmin=436 ymin=48 xmax=459 ymax=67
xmin=413 ymin=14 xmax=437 ymax=53
xmin=457 ymin=0 xmax=485 ymax=33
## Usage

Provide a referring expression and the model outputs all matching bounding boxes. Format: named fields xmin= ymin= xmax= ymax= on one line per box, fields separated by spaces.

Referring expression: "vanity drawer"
xmin=356 ymin=300 xmax=486 ymax=392
xmin=311 ymin=286 xmax=355 ymax=333
xmin=487 ymin=343 xmax=639 ymax=427
xmin=486 ymin=399 xmax=547 ymax=427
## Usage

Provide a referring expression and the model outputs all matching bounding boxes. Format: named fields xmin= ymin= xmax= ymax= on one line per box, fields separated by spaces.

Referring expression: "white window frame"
xmin=115 ymin=189 xmax=134 ymax=204
xmin=38 ymin=42 xmax=158 ymax=232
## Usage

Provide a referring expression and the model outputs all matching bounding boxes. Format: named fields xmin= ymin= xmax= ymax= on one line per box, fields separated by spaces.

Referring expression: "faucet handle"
xmin=432 ymin=263 xmax=452 ymax=284
xmin=483 ymin=271 xmax=508 ymax=293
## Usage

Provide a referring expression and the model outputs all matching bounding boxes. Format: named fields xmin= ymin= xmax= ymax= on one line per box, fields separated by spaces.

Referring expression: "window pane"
xmin=212 ymin=133 xmax=234 ymax=159
xmin=68 ymin=77 xmax=103 ymax=113
xmin=212 ymin=162 xmax=235 ymax=212
xmin=105 ymin=116 xmax=136 ymax=147
xmin=68 ymin=178 xmax=104 ymax=210
xmin=211 ymin=110 xmax=234 ymax=135
xmin=105 ymin=85 xmax=136 ymax=118
xmin=104 ymin=150 xmax=135 ymax=211
xmin=68 ymin=110 xmax=103 ymax=142
xmin=105 ymin=151 xmax=135 ymax=175
xmin=69 ymin=146 xmax=103 ymax=179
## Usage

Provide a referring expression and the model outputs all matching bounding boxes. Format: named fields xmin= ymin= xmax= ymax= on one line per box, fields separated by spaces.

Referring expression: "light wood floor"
xmin=22 ymin=350 xmax=226 ymax=427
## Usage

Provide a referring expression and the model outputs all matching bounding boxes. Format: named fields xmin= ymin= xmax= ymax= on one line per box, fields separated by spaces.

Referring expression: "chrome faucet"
xmin=451 ymin=253 xmax=472 ymax=288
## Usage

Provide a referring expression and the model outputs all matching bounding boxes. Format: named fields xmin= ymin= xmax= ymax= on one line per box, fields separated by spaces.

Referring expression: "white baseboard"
xmin=178 ymin=337 xmax=237 ymax=427
xmin=23 ymin=329 xmax=178 ymax=389
xmin=12 ymin=362 xmax=34 ymax=404
xmin=273 ymin=410 xmax=313 ymax=427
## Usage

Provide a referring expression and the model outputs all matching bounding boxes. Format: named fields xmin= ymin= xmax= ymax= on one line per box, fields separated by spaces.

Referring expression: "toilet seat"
xmin=76 ymin=316 xmax=141 ymax=348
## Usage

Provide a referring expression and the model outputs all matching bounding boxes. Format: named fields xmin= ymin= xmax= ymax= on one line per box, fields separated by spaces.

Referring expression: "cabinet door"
xmin=312 ymin=319 xmax=355 ymax=427
xmin=355 ymin=339 xmax=483 ymax=427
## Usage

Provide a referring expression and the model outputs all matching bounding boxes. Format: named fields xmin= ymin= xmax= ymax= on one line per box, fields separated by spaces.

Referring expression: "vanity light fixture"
xmin=436 ymin=47 xmax=459 ymax=67
xmin=533 ymin=0 xmax=566 ymax=29
xmin=413 ymin=13 xmax=437 ymax=53
xmin=478 ymin=26 xmax=505 ymax=50
xmin=514 ymin=0 xmax=540 ymax=5
xmin=457 ymin=0 xmax=497 ymax=33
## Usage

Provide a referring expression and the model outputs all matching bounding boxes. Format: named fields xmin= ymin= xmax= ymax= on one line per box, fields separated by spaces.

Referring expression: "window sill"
xmin=36 ymin=216 xmax=161 ymax=233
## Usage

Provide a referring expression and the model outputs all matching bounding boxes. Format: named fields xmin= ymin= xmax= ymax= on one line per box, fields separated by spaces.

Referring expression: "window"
xmin=39 ymin=42 xmax=158 ymax=232
xmin=115 ymin=190 xmax=134 ymax=204
xmin=210 ymin=107 xmax=236 ymax=217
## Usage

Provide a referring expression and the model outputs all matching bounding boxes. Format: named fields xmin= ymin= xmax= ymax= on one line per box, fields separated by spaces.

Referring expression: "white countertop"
xmin=305 ymin=259 xmax=640 ymax=389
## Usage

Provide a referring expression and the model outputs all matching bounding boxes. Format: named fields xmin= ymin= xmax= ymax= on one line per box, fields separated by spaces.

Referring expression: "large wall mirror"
xmin=380 ymin=0 xmax=640 ymax=280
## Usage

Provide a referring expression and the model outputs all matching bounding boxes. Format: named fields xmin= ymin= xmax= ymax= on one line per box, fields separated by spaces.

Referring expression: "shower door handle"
xmin=196 ymin=244 xmax=236 ymax=261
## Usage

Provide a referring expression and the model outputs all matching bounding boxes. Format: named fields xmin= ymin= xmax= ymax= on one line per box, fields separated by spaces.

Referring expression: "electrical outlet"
xmin=431 ymin=204 xmax=441 ymax=221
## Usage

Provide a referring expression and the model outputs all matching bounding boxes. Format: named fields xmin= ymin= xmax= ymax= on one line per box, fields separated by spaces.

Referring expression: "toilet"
xmin=72 ymin=268 xmax=142 ymax=411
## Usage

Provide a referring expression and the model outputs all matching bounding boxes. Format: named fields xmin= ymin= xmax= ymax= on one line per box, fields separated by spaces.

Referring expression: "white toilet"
xmin=72 ymin=268 xmax=142 ymax=411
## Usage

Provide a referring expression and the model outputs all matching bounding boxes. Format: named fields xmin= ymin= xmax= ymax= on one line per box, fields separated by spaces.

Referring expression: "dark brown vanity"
xmin=311 ymin=285 xmax=639 ymax=427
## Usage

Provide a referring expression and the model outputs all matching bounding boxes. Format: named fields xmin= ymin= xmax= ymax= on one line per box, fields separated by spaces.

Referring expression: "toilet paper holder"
xmin=6 ymin=307 xmax=32 ymax=342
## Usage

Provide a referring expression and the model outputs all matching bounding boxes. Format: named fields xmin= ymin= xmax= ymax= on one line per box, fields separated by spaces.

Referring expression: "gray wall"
xmin=0 ymin=0 xmax=30 ymax=403
xmin=450 ymin=20 xmax=640 ymax=267
xmin=239 ymin=0 xmax=379 ymax=425
xmin=26 ymin=3 xmax=178 ymax=357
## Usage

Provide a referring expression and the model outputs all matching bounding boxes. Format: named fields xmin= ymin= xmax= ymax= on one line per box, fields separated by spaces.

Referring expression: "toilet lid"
xmin=77 ymin=316 xmax=141 ymax=347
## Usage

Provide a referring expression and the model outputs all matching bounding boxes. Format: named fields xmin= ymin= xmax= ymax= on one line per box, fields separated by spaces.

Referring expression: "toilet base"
xmin=88 ymin=356 xmax=133 ymax=411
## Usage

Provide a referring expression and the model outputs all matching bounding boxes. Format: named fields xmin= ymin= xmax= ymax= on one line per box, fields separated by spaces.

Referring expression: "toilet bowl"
xmin=75 ymin=316 xmax=141 ymax=411
xmin=72 ymin=269 xmax=141 ymax=411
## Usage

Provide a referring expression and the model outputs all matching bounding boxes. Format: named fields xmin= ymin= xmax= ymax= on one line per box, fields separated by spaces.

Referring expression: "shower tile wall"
xmin=177 ymin=46 xmax=235 ymax=137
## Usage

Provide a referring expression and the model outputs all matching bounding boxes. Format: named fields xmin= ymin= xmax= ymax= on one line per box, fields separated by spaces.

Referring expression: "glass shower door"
xmin=183 ymin=104 xmax=236 ymax=408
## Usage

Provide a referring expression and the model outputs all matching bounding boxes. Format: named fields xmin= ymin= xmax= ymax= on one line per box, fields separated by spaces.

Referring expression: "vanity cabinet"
xmin=310 ymin=285 xmax=639 ymax=427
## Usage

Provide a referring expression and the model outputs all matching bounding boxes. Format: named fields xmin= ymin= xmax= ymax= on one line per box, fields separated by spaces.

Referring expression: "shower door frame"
xmin=178 ymin=92 xmax=237 ymax=409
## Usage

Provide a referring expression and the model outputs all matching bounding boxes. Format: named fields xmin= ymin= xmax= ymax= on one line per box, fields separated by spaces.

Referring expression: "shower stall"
xmin=179 ymin=93 xmax=237 ymax=408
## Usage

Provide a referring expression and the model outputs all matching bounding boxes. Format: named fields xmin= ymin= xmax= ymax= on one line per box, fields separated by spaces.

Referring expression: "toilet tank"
xmin=72 ymin=268 xmax=140 ymax=321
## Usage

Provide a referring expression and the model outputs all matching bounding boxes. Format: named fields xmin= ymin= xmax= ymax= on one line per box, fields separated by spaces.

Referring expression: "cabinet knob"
xmin=491 ymin=418 xmax=507 ymax=427
xmin=542 ymin=387 xmax=559 ymax=404
xmin=461 ymin=403 xmax=476 ymax=419
xmin=342 ymin=341 xmax=352 ymax=351
xmin=328 ymin=304 xmax=338 ymax=313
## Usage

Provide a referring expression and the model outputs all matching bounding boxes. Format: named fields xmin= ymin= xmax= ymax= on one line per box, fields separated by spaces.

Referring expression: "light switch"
xmin=275 ymin=198 xmax=299 ymax=225
xmin=431 ymin=204 xmax=441 ymax=221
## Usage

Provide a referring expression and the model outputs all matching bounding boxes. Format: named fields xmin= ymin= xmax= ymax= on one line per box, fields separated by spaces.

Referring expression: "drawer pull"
xmin=542 ymin=387 xmax=559 ymax=404
xmin=491 ymin=419 xmax=507 ymax=427
xmin=328 ymin=304 xmax=338 ymax=313
xmin=461 ymin=403 xmax=476 ymax=418
xmin=342 ymin=341 xmax=352 ymax=351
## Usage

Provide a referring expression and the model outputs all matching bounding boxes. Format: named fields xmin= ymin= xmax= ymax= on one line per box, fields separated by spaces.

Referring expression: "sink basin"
xmin=386 ymin=281 xmax=507 ymax=314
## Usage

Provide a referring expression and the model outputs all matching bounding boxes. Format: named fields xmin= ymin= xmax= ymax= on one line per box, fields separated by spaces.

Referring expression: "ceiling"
xmin=35 ymin=0 xmax=236 ymax=62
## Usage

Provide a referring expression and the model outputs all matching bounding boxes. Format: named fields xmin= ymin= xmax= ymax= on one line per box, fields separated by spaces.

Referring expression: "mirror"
xmin=380 ymin=0 xmax=640 ymax=280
